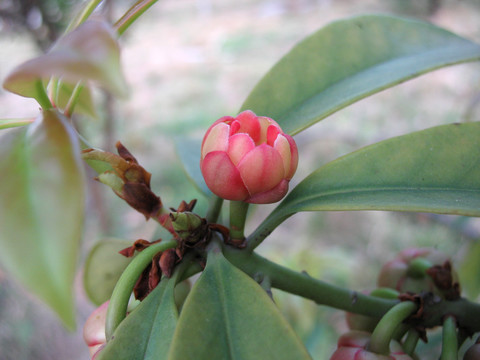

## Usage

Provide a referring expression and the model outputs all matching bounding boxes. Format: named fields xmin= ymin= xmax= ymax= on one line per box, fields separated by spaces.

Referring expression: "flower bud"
xmin=83 ymin=301 xmax=109 ymax=359
xmin=200 ymin=110 xmax=298 ymax=204
xmin=330 ymin=331 xmax=412 ymax=360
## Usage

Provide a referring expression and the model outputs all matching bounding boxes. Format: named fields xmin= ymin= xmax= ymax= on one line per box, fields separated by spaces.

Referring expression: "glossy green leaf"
xmin=3 ymin=20 xmax=127 ymax=100
xmin=249 ymin=123 xmax=480 ymax=246
xmin=174 ymin=136 xmax=211 ymax=197
xmin=168 ymin=248 xmax=311 ymax=360
xmin=0 ymin=109 xmax=85 ymax=329
xmin=240 ymin=15 xmax=480 ymax=135
xmin=0 ymin=118 xmax=35 ymax=130
xmin=97 ymin=276 xmax=179 ymax=360
xmin=83 ymin=238 xmax=133 ymax=306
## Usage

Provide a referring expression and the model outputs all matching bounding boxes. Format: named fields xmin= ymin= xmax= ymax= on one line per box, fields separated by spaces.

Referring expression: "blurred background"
xmin=0 ymin=0 xmax=480 ymax=359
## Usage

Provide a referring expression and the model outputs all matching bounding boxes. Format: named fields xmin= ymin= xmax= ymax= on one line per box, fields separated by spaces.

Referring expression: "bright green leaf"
xmin=0 ymin=109 xmax=85 ymax=329
xmin=240 ymin=15 xmax=480 ymax=135
xmin=168 ymin=248 xmax=312 ymax=360
xmin=249 ymin=123 xmax=480 ymax=247
xmin=3 ymin=20 xmax=128 ymax=100
xmin=97 ymin=276 xmax=179 ymax=360
xmin=83 ymin=238 xmax=132 ymax=306
xmin=0 ymin=118 xmax=35 ymax=130
xmin=174 ymin=136 xmax=211 ymax=197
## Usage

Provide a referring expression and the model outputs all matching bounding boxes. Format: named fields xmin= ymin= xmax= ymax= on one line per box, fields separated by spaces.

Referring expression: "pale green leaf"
xmin=168 ymin=248 xmax=311 ymax=360
xmin=241 ymin=15 xmax=480 ymax=135
xmin=83 ymin=238 xmax=132 ymax=306
xmin=0 ymin=109 xmax=85 ymax=329
xmin=3 ymin=20 xmax=128 ymax=100
xmin=0 ymin=118 xmax=35 ymax=130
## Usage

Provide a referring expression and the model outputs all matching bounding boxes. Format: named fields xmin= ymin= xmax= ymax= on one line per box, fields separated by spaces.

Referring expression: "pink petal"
xmin=236 ymin=110 xmax=261 ymax=143
xmin=201 ymin=122 xmax=230 ymax=159
xmin=201 ymin=151 xmax=249 ymax=200
xmin=266 ymin=124 xmax=281 ymax=146
xmin=227 ymin=133 xmax=256 ymax=166
xmin=284 ymin=134 xmax=298 ymax=179
xmin=274 ymin=134 xmax=294 ymax=178
xmin=257 ymin=116 xmax=272 ymax=144
xmin=237 ymin=144 xmax=285 ymax=196
xmin=246 ymin=179 xmax=289 ymax=204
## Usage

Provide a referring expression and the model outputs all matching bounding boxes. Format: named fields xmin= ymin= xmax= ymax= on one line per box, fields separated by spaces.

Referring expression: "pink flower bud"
xmin=200 ymin=110 xmax=298 ymax=204
xmin=83 ymin=301 xmax=109 ymax=359
xmin=330 ymin=331 xmax=413 ymax=360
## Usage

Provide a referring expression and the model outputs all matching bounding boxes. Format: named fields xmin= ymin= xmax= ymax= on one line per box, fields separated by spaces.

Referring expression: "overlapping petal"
xmin=200 ymin=110 xmax=298 ymax=204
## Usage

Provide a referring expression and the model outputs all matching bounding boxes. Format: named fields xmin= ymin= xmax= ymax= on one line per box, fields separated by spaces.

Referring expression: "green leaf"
xmin=240 ymin=14 xmax=480 ymax=135
xmin=168 ymin=248 xmax=311 ymax=360
xmin=0 ymin=118 xmax=35 ymax=130
xmin=3 ymin=20 xmax=128 ymax=100
xmin=97 ymin=276 xmax=179 ymax=360
xmin=174 ymin=136 xmax=211 ymax=197
xmin=0 ymin=109 xmax=85 ymax=329
xmin=459 ymin=241 xmax=480 ymax=300
xmin=249 ymin=123 xmax=480 ymax=247
xmin=54 ymin=81 xmax=98 ymax=119
xmin=83 ymin=238 xmax=133 ymax=306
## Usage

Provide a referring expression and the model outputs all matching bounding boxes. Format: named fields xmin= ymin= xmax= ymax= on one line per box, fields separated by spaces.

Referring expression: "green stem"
xmin=246 ymin=210 xmax=292 ymax=251
xmin=65 ymin=0 xmax=103 ymax=33
xmin=114 ymin=0 xmax=158 ymax=36
xmin=35 ymin=80 xmax=53 ymax=110
xmin=105 ymin=239 xmax=177 ymax=340
xmin=368 ymin=301 xmax=417 ymax=355
xmin=402 ymin=329 xmax=420 ymax=356
xmin=206 ymin=196 xmax=223 ymax=223
xmin=441 ymin=315 xmax=458 ymax=360
xmin=229 ymin=201 xmax=249 ymax=241
xmin=64 ymin=82 xmax=84 ymax=117
xmin=407 ymin=257 xmax=433 ymax=278
xmin=223 ymin=246 xmax=396 ymax=317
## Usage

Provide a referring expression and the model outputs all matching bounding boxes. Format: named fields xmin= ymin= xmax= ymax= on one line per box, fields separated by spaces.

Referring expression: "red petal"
xmin=201 ymin=151 xmax=249 ymax=200
xmin=237 ymin=144 xmax=285 ymax=196
xmin=227 ymin=133 xmax=255 ymax=166
xmin=246 ymin=179 xmax=289 ymax=204
xmin=236 ymin=110 xmax=261 ymax=144
xmin=266 ymin=124 xmax=281 ymax=146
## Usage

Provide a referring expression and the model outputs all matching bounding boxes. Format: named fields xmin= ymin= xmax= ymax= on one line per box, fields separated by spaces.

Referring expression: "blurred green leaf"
xmin=241 ymin=14 xmax=480 ymax=135
xmin=3 ymin=20 xmax=128 ymax=100
xmin=0 ymin=109 xmax=85 ymax=329
xmin=83 ymin=238 xmax=133 ymax=306
xmin=0 ymin=118 xmax=35 ymax=130
xmin=97 ymin=275 xmax=179 ymax=360
xmin=174 ymin=136 xmax=211 ymax=197
xmin=54 ymin=81 xmax=98 ymax=119
xmin=168 ymin=248 xmax=311 ymax=360
xmin=250 ymin=123 xmax=480 ymax=245
xmin=459 ymin=241 xmax=480 ymax=300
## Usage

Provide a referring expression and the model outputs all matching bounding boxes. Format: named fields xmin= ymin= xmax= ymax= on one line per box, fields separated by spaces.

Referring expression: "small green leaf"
xmin=54 ymin=81 xmax=98 ymax=119
xmin=3 ymin=20 xmax=128 ymax=100
xmin=249 ymin=123 xmax=480 ymax=248
xmin=168 ymin=248 xmax=311 ymax=360
xmin=0 ymin=109 xmax=85 ymax=329
xmin=83 ymin=238 xmax=132 ymax=306
xmin=241 ymin=15 xmax=480 ymax=135
xmin=97 ymin=276 xmax=179 ymax=360
xmin=174 ymin=136 xmax=211 ymax=197
xmin=0 ymin=118 xmax=35 ymax=130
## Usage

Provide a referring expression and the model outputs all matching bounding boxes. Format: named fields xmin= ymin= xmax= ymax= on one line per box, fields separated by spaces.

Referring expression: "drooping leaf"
xmin=0 ymin=118 xmax=35 ymax=130
xmin=83 ymin=238 xmax=133 ymax=306
xmin=174 ymin=136 xmax=211 ymax=197
xmin=240 ymin=14 xmax=480 ymax=135
xmin=249 ymin=122 xmax=480 ymax=245
xmin=3 ymin=20 xmax=128 ymax=101
xmin=0 ymin=109 xmax=85 ymax=329
xmin=97 ymin=276 xmax=179 ymax=360
xmin=168 ymin=248 xmax=312 ymax=360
